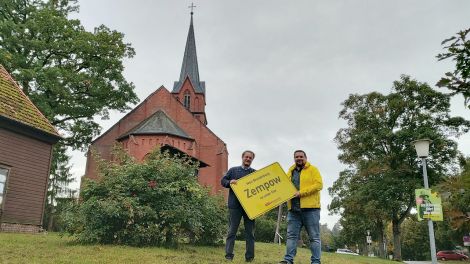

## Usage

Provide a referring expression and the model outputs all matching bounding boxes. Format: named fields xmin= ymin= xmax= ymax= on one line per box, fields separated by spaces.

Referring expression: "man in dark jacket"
xmin=221 ymin=150 xmax=256 ymax=262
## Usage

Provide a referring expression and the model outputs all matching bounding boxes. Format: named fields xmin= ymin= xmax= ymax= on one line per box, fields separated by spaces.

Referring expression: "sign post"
xmin=230 ymin=162 xmax=297 ymax=220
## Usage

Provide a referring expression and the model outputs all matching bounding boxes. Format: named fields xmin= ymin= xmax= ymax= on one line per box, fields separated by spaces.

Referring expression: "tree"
xmin=320 ymin=224 xmax=334 ymax=252
xmin=400 ymin=216 xmax=430 ymax=261
xmin=43 ymin=145 xmax=76 ymax=231
xmin=437 ymin=157 xmax=470 ymax=234
xmin=437 ymin=28 xmax=470 ymax=109
xmin=0 ymin=0 xmax=138 ymax=229
xmin=329 ymin=169 xmax=388 ymax=258
xmin=0 ymin=0 xmax=138 ymax=149
xmin=334 ymin=75 xmax=470 ymax=260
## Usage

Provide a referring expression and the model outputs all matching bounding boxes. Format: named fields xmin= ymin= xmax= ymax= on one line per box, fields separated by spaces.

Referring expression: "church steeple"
xmin=172 ymin=9 xmax=207 ymax=125
xmin=172 ymin=11 xmax=205 ymax=94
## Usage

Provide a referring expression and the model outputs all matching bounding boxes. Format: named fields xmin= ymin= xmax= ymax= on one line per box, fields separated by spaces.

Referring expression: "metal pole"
xmin=422 ymin=158 xmax=438 ymax=264
xmin=274 ymin=204 xmax=283 ymax=244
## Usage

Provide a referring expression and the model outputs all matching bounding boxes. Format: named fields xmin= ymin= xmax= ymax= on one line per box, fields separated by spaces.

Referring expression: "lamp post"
xmin=412 ymin=139 xmax=438 ymax=264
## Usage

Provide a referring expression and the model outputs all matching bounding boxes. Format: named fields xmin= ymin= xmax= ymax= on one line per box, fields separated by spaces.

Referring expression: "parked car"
xmin=336 ymin=249 xmax=359 ymax=256
xmin=436 ymin=250 xmax=469 ymax=261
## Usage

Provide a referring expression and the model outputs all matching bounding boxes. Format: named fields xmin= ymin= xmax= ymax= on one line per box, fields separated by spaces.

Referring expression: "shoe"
xmin=245 ymin=258 xmax=254 ymax=262
xmin=278 ymin=261 xmax=292 ymax=264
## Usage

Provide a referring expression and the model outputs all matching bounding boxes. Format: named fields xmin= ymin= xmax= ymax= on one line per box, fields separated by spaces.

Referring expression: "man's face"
xmin=294 ymin=151 xmax=307 ymax=167
xmin=242 ymin=152 xmax=254 ymax=167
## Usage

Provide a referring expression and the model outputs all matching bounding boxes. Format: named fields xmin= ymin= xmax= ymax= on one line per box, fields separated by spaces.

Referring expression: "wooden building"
xmin=0 ymin=65 xmax=61 ymax=233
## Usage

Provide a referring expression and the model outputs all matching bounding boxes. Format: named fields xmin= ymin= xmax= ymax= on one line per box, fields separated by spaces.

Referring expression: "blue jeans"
xmin=225 ymin=208 xmax=255 ymax=260
xmin=283 ymin=209 xmax=321 ymax=264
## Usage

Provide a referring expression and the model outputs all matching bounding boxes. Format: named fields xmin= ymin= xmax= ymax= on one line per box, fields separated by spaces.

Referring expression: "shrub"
xmin=62 ymin=147 xmax=226 ymax=247
xmin=236 ymin=207 xmax=287 ymax=243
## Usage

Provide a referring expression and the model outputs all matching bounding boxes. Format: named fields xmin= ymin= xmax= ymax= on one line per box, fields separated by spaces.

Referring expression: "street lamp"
xmin=412 ymin=139 xmax=437 ymax=264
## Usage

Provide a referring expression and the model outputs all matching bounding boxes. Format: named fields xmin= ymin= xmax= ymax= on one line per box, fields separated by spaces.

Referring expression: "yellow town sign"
xmin=231 ymin=162 xmax=297 ymax=220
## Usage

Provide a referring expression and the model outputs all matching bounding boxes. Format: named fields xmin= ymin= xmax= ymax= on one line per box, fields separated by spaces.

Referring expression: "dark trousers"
xmin=225 ymin=208 xmax=255 ymax=260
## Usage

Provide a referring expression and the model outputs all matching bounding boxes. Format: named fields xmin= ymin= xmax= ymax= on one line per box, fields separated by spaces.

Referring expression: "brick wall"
xmin=1 ymin=222 xmax=41 ymax=233
xmin=85 ymin=86 xmax=228 ymax=196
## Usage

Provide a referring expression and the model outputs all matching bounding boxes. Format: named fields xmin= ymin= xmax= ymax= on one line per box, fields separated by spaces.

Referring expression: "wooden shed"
xmin=0 ymin=65 xmax=61 ymax=233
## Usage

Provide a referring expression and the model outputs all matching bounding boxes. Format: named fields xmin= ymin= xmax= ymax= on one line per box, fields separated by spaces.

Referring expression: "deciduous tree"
xmin=0 ymin=0 xmax=138 ymax=149
xmin=333 ymin=75 xmax=469 ymax=260
xmin=437 ymin=28 xmax=470 ymax=109
xmin=0 ymin=0 xmax=138 ymax=228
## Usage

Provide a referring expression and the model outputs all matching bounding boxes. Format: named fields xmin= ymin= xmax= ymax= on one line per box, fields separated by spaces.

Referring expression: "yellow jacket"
xmin=287 ymin=162 xmax=323 ymax=210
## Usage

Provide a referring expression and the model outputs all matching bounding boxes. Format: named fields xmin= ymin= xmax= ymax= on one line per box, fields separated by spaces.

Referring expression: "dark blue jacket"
xmin=221 ymin=166 xmax=256 ymax=209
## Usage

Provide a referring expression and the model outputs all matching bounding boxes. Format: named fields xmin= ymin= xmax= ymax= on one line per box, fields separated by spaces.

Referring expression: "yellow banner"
xmin=231 ymin=162 xmax=297 ymax=220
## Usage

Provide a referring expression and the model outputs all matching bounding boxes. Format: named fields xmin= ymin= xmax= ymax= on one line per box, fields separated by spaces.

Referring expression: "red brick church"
xmin=84 ymin=13 xmax=228 ymax=195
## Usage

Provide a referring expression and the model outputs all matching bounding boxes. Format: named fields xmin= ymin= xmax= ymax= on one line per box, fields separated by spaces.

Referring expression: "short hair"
xmin=294 ymin=150 xmax=307 ymax=158
xmin=242 ymin=150 xmax=255 ymax=158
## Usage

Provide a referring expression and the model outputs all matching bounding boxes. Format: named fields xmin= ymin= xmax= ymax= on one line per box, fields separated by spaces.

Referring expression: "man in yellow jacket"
xmin=279 ymin=150 xmax=323 ymax=264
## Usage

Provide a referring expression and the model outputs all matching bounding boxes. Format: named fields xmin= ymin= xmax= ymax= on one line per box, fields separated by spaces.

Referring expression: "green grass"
xmin=0 ymin=232 xmax=460 ymax=264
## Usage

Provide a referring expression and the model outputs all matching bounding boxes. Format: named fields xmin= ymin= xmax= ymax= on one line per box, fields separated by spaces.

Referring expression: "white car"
xmin=336 ymin=249 xmax=359 ymax=255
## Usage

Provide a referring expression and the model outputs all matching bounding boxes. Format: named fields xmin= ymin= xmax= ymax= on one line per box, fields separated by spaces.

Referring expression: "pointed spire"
xmin=173 ymin=11 xmax=205 ymax=94
xmin=179 ymin=14 xmax=200 ymax=85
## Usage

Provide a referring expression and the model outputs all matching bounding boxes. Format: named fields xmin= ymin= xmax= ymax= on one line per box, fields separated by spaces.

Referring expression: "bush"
xmin=236 ymin=207 xmax=287 ymax=243
xmin=62 ymin=147 xmax=227 ymax=247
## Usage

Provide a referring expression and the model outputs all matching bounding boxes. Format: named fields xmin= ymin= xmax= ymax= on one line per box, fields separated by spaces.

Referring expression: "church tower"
xmin=85 ymin=7 xmax=228 ymax=196
xmin=172 ymin=12 xmax=207 ymax=125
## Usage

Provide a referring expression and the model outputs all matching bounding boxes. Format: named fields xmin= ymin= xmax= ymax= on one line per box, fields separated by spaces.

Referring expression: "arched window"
xmin=183 ymin=92 xmax=191 ymax=109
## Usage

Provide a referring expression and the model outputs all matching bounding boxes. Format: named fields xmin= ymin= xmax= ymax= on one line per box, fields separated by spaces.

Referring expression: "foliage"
xmin=435 ymin=217 xmax=464 ymax=251
xmin=400 ymin=214 xmax=466 ymax=260
xmin=43 ymin=196 xmax=76 ymax=232
xmin=43 ymin=143 xmax=76 ymax=231
xmin=437 ymin=157 xmax=470 ymax=234
xmin=320 ymin=224 xmax=334 ymax=252
xmin=62 ymin=148 xmax=227 ymax=247
xmin=237 ymin=205 xmax=287 ymax=243
xmin=0 ymin=0 xmax=138 ymax=150
xmin=400 ymin=216 xmax=429 ymax=261
xmin=0 ymin=0 xmax=139 ymax=229
xmin=437 ymin=28 xmax=470 ymax=109
xmin=331 ymin=75 xmax=470 ymax=260
xmin=329 ymin=169 xmax=388 ymax=257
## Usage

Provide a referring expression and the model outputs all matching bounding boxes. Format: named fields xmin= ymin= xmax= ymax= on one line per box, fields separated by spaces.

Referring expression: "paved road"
xmin=403 ymin=261 xmax=436 ymax=264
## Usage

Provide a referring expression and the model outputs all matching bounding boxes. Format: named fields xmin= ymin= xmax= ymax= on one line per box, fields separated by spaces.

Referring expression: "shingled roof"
xmin=172 ymin=14 xmax=206 ymax=94
xmin=118 ymin=110 xmax=192 ymax=140
xmin=0 ymin=65 xmax=60 ymax=137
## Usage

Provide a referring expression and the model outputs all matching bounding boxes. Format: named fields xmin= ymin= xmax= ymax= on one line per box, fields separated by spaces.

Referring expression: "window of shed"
xmin=0 ymin=167 xmax=9 ymax=206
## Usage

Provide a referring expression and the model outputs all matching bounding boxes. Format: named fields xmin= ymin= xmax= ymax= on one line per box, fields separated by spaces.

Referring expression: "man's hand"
xmin=230 ymin=179 xmax=238 ymax=185
xmin=294 ymin=191 xmax=300 ymax=198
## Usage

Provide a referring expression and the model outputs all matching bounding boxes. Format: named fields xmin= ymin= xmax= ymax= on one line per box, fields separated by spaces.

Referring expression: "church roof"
xmin=118 ymin=110 xmax=192 ymax=140
xmin=172 ymin=14 xmax=205 ymax=94
xmin=0 ymin=64 xmax=60 ymax=138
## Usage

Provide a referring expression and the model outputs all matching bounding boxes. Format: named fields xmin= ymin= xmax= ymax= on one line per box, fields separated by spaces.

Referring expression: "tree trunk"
xmin=392 ymin=219 xmax=402 ymax=261
xmin=47 ymin=206 xmax=54 ymax=231
xmin=377 ymin=227 xmax=385 ymax=258
xmin=375 ymin=220 xmax=385 ymax=258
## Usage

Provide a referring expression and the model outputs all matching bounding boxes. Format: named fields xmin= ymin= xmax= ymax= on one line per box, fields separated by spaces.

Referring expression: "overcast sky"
xmin=69 ymin=1 xmax=470 ymax=228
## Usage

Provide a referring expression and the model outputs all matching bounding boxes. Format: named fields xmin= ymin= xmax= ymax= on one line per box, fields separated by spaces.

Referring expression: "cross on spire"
xmin=188 ymin=2 xmax=196 ymax=15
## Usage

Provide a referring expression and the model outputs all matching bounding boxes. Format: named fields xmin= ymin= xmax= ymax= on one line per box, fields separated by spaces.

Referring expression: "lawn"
xmin=0 ymin=233 xmax=462 ymax=264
